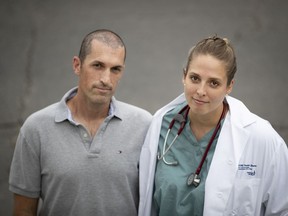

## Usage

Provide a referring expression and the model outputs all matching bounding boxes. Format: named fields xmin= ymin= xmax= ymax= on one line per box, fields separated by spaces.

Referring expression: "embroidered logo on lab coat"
xmin=238 ymin=164 xmax=257 ymax=176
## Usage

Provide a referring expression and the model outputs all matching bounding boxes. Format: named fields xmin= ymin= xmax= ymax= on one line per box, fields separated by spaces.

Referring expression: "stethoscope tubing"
xmin=157 ymin=129 xmax=179 ymax=165
xmin=157 ymin=105 xmax=190 ymax=165
xmin=158 ymin=102 xmax=228 ymax=185
xmin=194 ymin=103 xmax=227 ymax=175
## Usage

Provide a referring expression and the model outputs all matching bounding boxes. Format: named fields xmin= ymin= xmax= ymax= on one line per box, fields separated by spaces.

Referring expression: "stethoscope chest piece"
xmin=187 ymin=173 xmax=200 ymax=187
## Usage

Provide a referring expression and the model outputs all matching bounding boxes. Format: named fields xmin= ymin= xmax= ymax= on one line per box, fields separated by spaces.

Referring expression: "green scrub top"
xmin=154 ymin=102 xmax=224 ymax=216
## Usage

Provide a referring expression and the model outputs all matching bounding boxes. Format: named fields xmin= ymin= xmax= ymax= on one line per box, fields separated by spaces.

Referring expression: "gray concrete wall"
xmin=1 ymin=0 xmax=288 ymax=214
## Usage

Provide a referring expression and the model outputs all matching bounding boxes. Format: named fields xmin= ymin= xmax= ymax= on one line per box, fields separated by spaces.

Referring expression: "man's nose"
xmin=100 ymin=69 xmax=110 ymax=84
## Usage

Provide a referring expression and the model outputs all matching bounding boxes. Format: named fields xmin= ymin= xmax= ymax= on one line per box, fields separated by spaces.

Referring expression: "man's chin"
xmin=90 ymin=95 xmax=112 ymax=106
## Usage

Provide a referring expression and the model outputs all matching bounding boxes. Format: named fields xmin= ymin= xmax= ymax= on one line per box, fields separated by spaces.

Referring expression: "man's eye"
xmin=111 ymin=67 xmax=122 ymax=73
xmin=93 ymin=63 xmax=101 ymax=68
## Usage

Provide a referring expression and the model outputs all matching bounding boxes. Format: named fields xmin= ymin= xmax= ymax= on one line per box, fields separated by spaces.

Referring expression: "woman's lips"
xmin=193 ymin=98 xmax=208 ymax=105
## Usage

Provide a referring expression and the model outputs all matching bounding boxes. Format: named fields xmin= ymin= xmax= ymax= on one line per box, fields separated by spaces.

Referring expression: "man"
xmin=9 ymin=29 xmax=152 ymax=216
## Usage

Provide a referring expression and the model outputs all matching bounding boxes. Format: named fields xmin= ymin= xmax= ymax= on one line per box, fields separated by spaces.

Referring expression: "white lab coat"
xmin=139 ymin=94 xmax=288 ymax=216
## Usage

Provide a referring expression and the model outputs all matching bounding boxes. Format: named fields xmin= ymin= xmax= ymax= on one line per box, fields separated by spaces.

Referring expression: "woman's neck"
xmin=189 ymin=103 xmax=224 ymax=140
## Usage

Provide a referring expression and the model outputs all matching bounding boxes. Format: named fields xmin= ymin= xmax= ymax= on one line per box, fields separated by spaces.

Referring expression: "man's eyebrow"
xmin=113 ymin=65 xmax=124 ymax=68
xmin=91 ymin=60 xmax=103 ymax=64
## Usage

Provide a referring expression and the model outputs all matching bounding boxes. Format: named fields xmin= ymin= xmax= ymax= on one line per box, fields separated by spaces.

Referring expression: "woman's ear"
xmin=183 ymin=68 xmax=187 ymax=76
xmin=227 ymin=79 xmax=235 ymax=94
xmin=182 ymin=69 xmax=187 ymax=85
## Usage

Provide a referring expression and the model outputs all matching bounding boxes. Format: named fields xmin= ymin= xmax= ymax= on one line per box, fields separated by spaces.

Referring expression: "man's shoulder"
xmin=116 ymin=100 xmax=152 ymax=121
xmin=23 ymin=102 xmax=59 ymax=127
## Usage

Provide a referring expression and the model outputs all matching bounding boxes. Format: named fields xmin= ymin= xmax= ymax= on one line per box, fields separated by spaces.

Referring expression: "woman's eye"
xmin=210 ymin=80 xmax=219 ymax=87
xmin=190 ymin=76 xmax=199 ymax=82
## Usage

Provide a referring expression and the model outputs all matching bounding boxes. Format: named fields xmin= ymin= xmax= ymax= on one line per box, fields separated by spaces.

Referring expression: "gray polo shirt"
xmin=9 ymin=88 xmax=152 ymax=216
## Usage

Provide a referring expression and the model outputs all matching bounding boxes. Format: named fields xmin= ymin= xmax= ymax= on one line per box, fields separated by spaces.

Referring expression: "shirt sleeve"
xmin=9 ymin=129 xmax=41 ymax=198
xmin=264 ymin=139 xmax=288 ymax=215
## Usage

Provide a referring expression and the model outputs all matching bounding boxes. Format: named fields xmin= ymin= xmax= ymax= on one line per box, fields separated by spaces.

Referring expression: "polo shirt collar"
xmin=55 ymin=87 xmax=123 ymax=123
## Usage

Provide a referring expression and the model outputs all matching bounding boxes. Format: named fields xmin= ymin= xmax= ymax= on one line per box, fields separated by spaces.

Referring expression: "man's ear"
xmin=72 ymin=56 xmax=81 ymax=75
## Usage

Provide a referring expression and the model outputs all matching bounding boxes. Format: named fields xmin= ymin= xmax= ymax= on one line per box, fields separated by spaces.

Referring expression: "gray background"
xmin=1 ymin=0 xmax=288 ymax=214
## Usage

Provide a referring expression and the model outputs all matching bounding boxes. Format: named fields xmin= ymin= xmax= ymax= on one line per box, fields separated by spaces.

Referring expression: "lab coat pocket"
xmin=224 ymin=178 xmax=261 ymax=216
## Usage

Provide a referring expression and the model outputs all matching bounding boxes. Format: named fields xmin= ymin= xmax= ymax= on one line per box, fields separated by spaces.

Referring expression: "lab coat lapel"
xmin=204 ymin=96 xmax=254 ymax=215
xmin=139 ymin=94 xmax=187 ymax=216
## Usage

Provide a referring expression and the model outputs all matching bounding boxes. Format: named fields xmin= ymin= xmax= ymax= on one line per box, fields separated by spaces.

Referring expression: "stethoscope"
xmin=157 ymin=102 xmax=227 ymax=187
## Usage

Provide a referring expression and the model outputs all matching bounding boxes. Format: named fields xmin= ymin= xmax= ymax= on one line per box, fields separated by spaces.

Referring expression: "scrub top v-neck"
xmin=154 ymin=102 xmax=225 ymax=216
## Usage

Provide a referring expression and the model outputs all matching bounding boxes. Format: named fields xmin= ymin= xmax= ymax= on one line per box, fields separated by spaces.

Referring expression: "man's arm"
xmin=13 ymin=194 xmax=39 ymax=216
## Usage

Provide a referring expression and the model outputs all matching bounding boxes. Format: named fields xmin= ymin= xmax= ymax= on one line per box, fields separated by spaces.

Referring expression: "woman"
xmin=138 ymin=36 xmax=288 ymax=216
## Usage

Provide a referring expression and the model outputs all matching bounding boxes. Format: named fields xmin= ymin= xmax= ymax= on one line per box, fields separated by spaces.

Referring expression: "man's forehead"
xmin=92 ymin=37 xmax=124 ymax=49
xmin=87 ymin=42 xmax=125 ymax=65
xmin=90 ymin=40 xmax=125 ymax=55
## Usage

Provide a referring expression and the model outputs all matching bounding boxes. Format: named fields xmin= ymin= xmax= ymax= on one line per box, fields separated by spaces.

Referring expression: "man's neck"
xmin=67 ymin=95 xmax=110 ymax=137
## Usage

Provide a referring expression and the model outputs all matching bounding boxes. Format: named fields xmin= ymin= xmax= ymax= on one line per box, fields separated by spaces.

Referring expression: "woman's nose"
xmin=196 ymin=83 xmax=206 ymax=96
